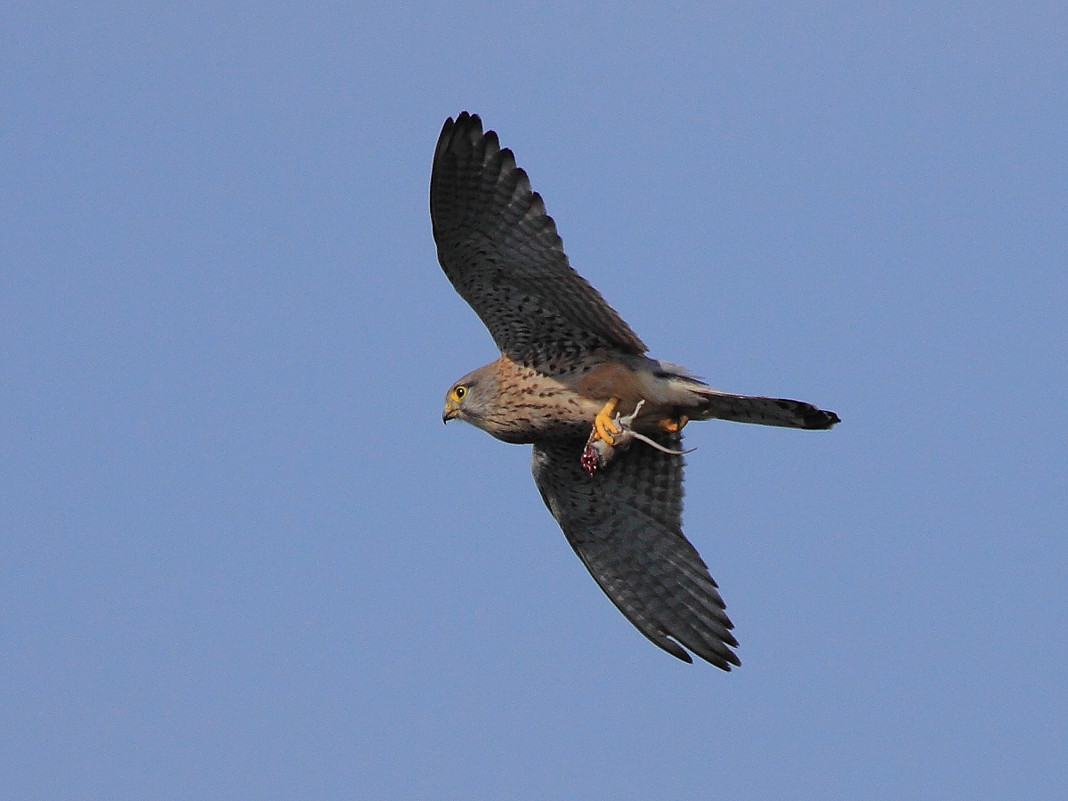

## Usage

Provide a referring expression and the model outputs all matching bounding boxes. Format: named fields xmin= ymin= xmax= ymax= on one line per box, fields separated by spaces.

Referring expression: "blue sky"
xmin=3 ymin=3 xmax=1065 ymax=799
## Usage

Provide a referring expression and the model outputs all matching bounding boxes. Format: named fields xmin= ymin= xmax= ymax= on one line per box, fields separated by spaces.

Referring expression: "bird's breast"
xmin=475 ymin=357 xmax=602 ymax=442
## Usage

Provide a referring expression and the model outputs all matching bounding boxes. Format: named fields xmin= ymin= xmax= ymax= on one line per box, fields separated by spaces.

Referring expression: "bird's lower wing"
xmin=531 ymin=434 xmax=740 ymax=670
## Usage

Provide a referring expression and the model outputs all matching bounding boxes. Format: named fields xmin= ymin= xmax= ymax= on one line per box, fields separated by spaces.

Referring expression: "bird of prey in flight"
xmin=433 ymin=112 xmax=839 ymax=669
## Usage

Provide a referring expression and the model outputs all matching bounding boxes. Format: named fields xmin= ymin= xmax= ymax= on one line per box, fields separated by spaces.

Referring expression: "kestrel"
xmin=432 ymin=112 xmax=839 ymax=669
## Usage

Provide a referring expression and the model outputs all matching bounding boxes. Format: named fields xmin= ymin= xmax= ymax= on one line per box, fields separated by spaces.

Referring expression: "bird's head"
xmin=442 ymin=364 xmax=493 ymax=427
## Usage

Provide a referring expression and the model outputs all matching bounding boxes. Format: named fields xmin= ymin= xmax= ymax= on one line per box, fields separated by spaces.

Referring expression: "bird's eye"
xmin=453 ymin=386 xmax=466 ymax=400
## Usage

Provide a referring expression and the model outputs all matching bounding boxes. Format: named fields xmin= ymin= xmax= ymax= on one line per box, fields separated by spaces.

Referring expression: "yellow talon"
xmin=593 ymin=397 xmax=621 ymax=444
xmin=659 ymin=415 xmax=689 ymax=433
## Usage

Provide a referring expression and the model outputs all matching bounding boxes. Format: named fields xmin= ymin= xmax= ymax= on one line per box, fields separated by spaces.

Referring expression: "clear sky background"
xmin=3 ymin=3 xmax=1065 ymax=799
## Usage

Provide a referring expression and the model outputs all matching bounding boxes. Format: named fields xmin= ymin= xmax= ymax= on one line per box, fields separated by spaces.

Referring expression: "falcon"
xmin=433 ymin=112 xmax=839 ymax=669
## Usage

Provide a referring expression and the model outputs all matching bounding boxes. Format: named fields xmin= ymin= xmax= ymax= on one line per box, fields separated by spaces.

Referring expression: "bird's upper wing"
xmin=431 ymin=113 xmax=647 ymax=368
xmin=531 ymin=434 xmax=740 ymax=669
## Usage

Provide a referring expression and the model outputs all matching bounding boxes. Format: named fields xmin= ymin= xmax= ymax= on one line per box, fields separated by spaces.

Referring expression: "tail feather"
xmin=692 ymin=389 xmax=840 ymax=430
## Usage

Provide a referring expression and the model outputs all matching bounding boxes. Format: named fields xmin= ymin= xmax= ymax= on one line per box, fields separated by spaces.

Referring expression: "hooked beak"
xmin=442 ymin=402 xmax=459 ymax=424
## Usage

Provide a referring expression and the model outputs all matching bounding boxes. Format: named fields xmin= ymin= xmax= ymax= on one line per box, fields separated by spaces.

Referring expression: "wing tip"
xmin=442 ymin=110 xmax=482 ymax=137
xmin=435 ymin=111 xmax=492 ymax=163
xmin=659 ymin=634 xmax=742 ymax=671
xmin=435 ymin=111 xmax=511 ymax=181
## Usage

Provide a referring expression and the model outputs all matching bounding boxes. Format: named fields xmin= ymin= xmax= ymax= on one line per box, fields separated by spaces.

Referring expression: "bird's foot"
xmin=592 ymin=397 xmax=621 ymax=445
xmin=581 ymin=400 xmax=693 ymax=476
xmin=659 ymin=415 xmax=689 ymax=433
xmin=583 ymin=397 xmax=624 ymax=475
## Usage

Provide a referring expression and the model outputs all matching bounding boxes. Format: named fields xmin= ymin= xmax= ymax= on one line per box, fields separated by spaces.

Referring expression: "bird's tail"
xmin=688 ymin=387 xmax=840 ymax=430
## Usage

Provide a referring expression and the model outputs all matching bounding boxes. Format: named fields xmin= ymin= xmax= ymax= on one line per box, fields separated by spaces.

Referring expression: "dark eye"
xmin=454 ymin=386 xmax=466 ymax=400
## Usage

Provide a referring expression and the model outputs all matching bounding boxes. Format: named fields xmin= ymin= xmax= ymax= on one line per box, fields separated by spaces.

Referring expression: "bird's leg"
xmin=581 ymin=400 xmax=693 ymax=476
xmin=582 ymin=397 xmax=627 ymax=476
xmin=659 ymin=415 xmax=689 ymax=433
xmin=592 ymin=396 xmax=621 ymax=444
xmin=622 ymin=403 xmax=693 ymax=457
